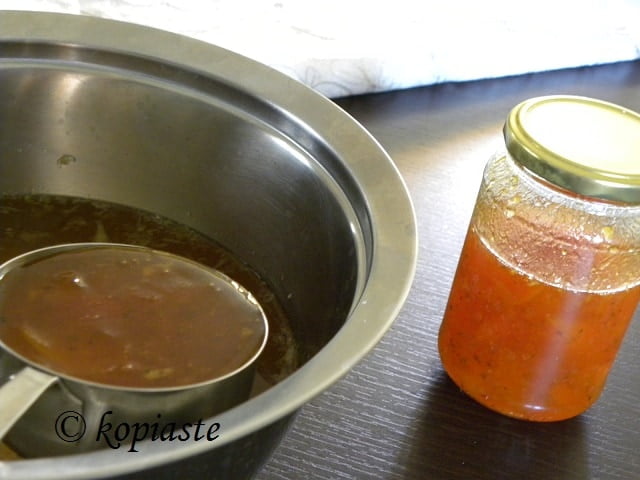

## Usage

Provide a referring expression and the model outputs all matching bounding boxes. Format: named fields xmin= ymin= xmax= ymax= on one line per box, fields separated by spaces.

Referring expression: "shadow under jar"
xmin=439 ymin=95 xmax=640 ymax=422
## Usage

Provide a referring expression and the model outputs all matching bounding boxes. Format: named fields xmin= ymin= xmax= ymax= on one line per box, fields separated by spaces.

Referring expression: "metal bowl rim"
xmin=0 ymin=10 xmax=418 ymax=479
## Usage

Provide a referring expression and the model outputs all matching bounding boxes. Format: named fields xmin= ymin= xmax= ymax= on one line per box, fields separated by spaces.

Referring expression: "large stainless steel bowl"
xmin=0 ymin=11 xmax=417 ymax=479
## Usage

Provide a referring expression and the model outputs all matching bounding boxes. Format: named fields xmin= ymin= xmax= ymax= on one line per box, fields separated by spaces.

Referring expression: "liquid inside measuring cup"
xmin=0 ymin=245 xmax=267 ymax=389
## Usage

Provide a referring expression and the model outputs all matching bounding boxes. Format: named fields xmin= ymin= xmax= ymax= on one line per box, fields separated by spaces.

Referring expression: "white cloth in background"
xmin=3 ymin=0 xmax=640 ymax=97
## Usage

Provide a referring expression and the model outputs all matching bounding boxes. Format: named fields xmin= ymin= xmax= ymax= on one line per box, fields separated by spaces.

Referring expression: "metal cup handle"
xmin=0 ymin=366 xmax=58 ymax=439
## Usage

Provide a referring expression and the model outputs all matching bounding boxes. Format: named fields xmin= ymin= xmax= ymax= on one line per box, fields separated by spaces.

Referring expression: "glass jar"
xmin=438 ymin=95 xmax=640 ymax=422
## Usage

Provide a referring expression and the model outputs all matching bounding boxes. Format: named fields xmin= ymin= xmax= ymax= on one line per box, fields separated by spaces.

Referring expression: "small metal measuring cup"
xmin=0 ymin=243 xmax=268 ymax=456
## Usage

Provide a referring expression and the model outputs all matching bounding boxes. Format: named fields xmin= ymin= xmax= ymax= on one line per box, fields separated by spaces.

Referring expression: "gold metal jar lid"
xmin=504 ymin=95 xmax=640 ymax=203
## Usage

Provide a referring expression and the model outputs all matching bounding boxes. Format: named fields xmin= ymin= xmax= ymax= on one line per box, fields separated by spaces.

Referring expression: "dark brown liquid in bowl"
xmin=0 ymin=246 xmax=266 ymax=388
xmin=0 ymin=194 xmax=299 ymax=386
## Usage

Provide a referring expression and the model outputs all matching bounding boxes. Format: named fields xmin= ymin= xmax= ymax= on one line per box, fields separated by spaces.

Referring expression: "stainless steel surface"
xmin=0 ymin=242 xmax=267 ymax=456
xmin=0 ymin=367 xmax=57 ymax=440
xmin=0 ymin=11 xmax=416 ymax=480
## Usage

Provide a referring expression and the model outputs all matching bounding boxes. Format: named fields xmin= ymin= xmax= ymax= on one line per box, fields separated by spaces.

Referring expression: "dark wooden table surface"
xmin=257 ymin=60 xmax=640 ymax=480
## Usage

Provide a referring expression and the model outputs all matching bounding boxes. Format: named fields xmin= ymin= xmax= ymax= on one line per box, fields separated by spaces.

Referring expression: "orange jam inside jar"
xmin=438 ymin=96 xmax=640 ymax=421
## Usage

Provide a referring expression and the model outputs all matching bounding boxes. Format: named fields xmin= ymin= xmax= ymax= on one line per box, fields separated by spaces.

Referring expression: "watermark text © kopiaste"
xmin=54 ymin=410 xmax=221 ymax=452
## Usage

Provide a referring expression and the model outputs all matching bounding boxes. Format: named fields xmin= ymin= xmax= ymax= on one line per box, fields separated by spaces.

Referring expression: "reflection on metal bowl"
xmin=0 ymin=11 xmax=417 ymax=480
